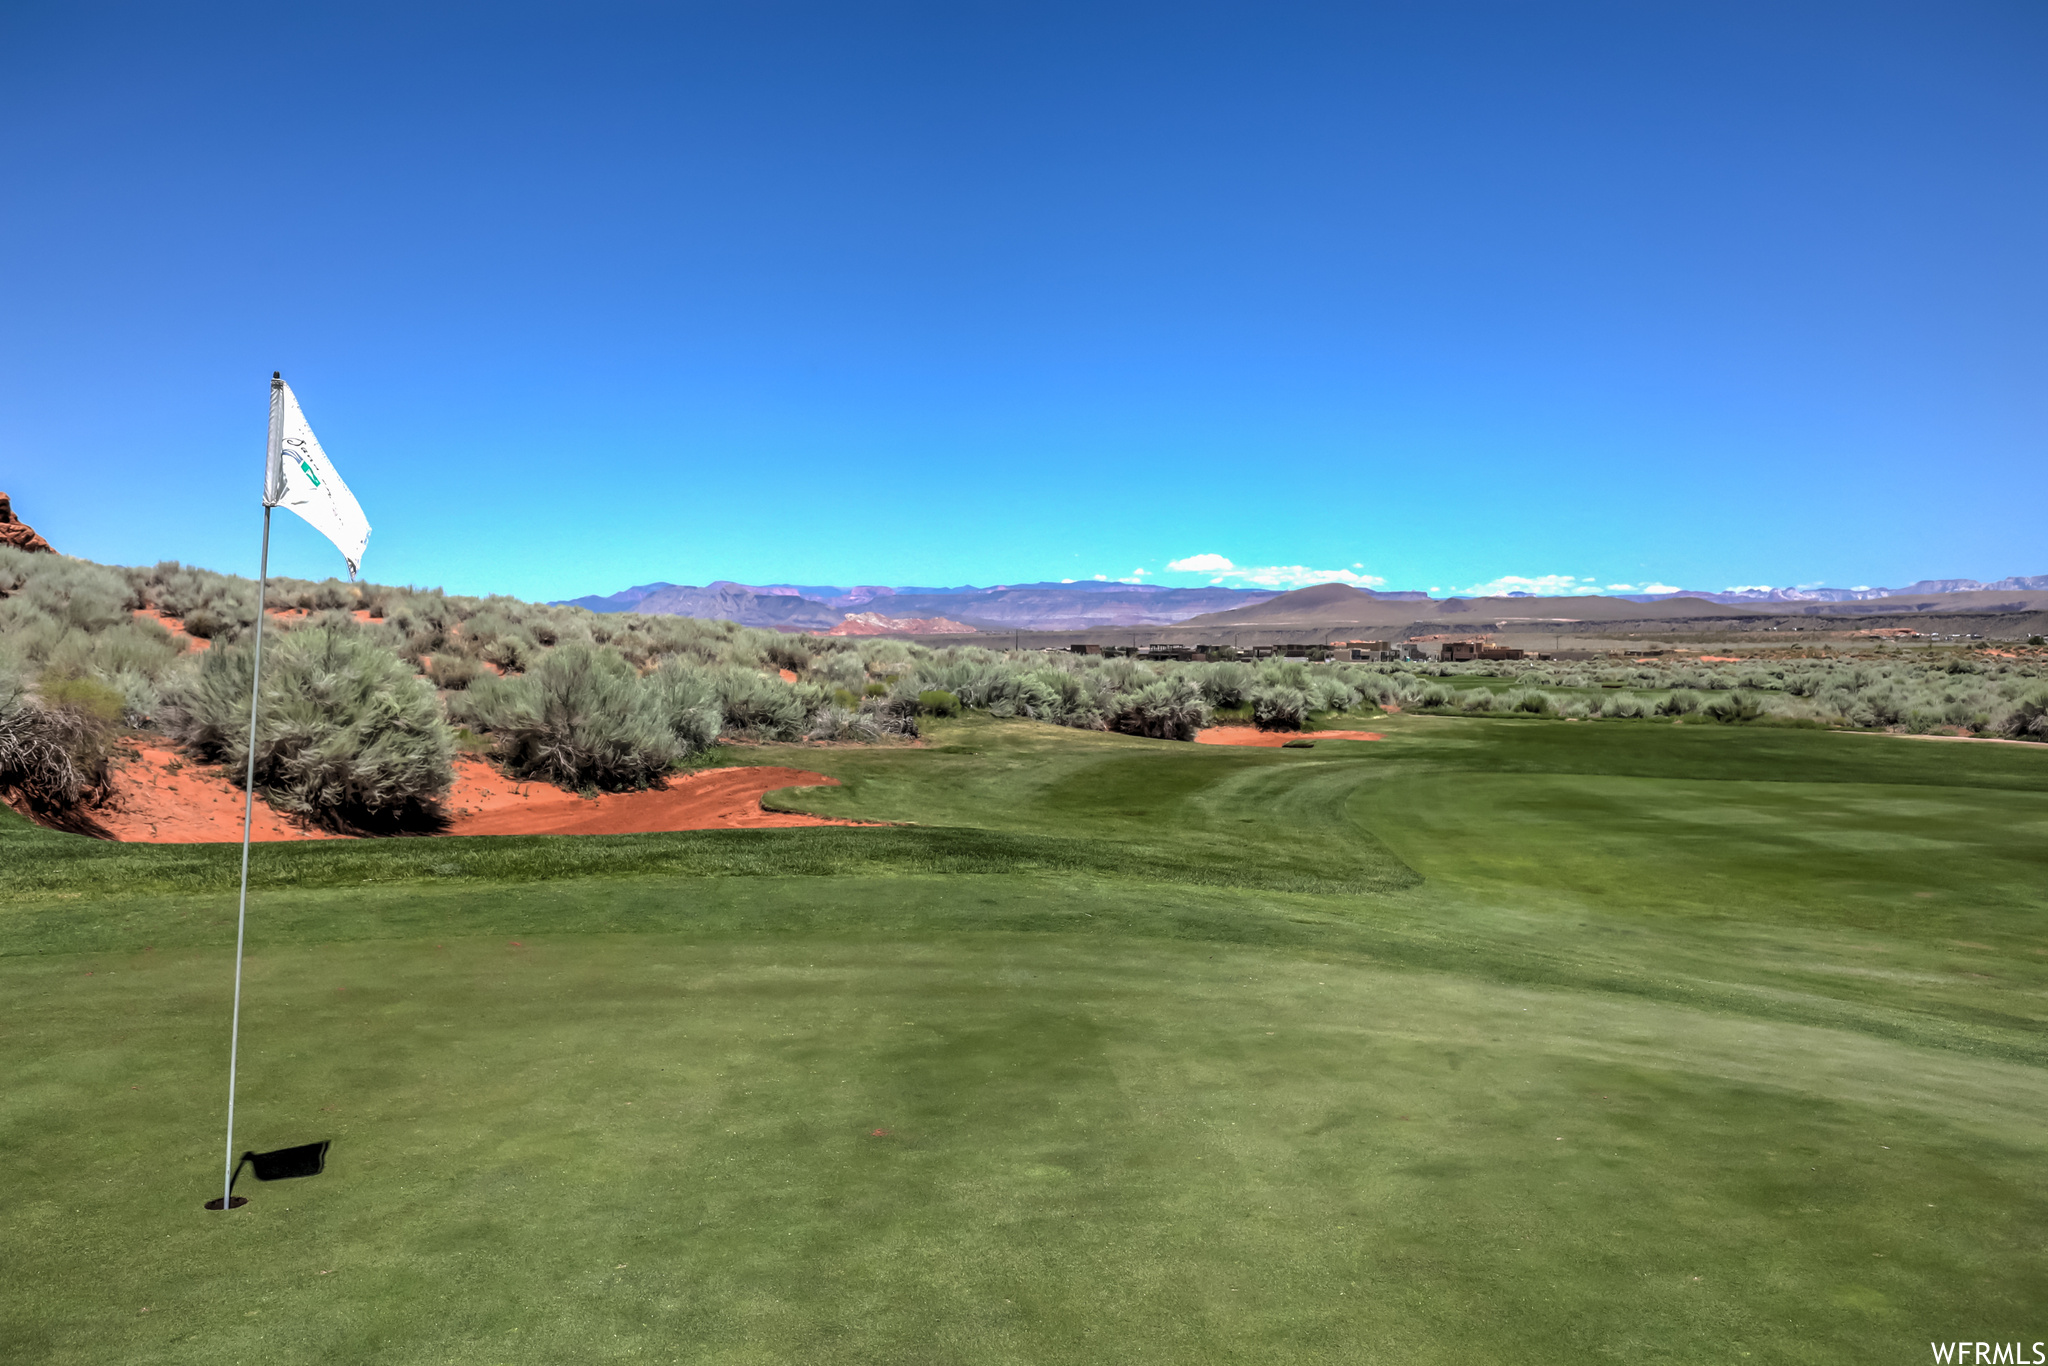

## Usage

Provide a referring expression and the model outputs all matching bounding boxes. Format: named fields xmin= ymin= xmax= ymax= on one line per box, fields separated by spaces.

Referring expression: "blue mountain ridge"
xmin=550 ymin=576 xmax=2047 ymax=632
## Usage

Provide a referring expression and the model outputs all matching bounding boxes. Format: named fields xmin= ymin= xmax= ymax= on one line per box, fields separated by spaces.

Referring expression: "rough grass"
xmin=3 ymin=713 xmax=2046 ymax=1363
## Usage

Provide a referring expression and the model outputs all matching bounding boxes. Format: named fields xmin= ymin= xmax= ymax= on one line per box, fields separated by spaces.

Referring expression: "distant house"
xmin=1438 ymin=640 xmax=1484 ymax=661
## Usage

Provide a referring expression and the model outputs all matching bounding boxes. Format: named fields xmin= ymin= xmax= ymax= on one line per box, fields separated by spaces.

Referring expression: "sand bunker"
xmin=88 ymin=746 xmax=859 ymax=842
xmin=442 ymin=757 xmax=858 ymax=836
xmin=1195 ymin=727 xmax=1384 ymax=747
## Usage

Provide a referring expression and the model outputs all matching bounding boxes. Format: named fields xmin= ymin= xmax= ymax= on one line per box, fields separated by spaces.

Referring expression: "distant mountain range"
xmin=552 ymin=581 xmax=1287 ymax=631
xmin=1618 ymin=576 xmax=2048 ymax=605
xmin=552 ymin=575 xmax=2048 ymax=633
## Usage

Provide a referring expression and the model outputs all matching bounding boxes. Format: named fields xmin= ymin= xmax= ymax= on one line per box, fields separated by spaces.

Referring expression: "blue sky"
xmin=2 ymin=2 xmax=2043 ymax=599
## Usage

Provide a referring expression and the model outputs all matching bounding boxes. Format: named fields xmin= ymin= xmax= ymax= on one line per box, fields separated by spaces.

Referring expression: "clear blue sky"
xmin=3 ymin=2 xmax=2043 ymax=599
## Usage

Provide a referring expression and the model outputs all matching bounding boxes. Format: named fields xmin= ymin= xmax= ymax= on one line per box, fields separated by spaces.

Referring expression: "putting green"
xmin=4 ymin=715 xmax=2045 ymax=1363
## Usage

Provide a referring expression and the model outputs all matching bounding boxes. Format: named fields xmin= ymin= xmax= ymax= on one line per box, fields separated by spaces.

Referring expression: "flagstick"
xmin=220 ymin=369 xmax=285 ymax=1213
xmin=219 ymin=504 xmax=271 ymax=1212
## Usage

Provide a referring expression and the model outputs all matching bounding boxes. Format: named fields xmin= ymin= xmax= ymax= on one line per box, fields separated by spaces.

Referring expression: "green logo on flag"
xmin=298 ymin=458 xmax=321 ymax=488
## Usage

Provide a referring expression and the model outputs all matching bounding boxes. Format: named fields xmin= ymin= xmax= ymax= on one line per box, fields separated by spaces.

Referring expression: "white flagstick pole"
xmin=220 ymin=375 xmax=283 ymax=1212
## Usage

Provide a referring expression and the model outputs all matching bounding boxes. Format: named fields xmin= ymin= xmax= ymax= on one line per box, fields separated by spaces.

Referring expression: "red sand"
xmin=1698 ymin=655 xmax=1744 ymax=663
xmin=441 ymin=756 xmax=860 ymax=836
xmin=778 ymin=668 xmax=799 ymax=682
xmin=85 ymin=746 xmax=860 ymax=842
xmin=94 ymin=745 xmax=342 ymax=842
xmin=1195 ymin=727 xmax=1384 ymax=747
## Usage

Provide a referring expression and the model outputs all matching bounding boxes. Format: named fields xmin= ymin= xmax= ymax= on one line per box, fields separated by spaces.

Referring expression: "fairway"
xmin=5 ymin=715 xmax=2047 ymax=1364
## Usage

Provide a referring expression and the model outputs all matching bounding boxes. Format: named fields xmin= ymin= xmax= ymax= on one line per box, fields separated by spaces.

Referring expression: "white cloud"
xmin=1639 ymin=582 xmax=1683 ymax=595
xmin=1722 ymin=584 xmax=1773 ymax=593
xmin=1604 ymin=583 xmax=1638 ymax=592
xmin=1443 ymin=573 xmax=1603 ymax=598
xmin=1164 ymin=553 xmax=1386 ymax=591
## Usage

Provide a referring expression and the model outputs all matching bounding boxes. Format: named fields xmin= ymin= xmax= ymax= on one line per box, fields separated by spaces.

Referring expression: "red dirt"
xmin=778 ymin=669 xmax=799 ymax=682
xmin=94 ymin=745 xmax=344 ymax=842
xmin=1195 ymin=727 xmax=1384 ymax=747
xmin=85 ymin=747 xmax=862 ymax=842
xmin=131 ymin=609 xmax=210 ymax=652
xmin=1698 ymin=656 xmax=1744 ymax=663
xmin=441 ymin=756 xmax=861 ymax=836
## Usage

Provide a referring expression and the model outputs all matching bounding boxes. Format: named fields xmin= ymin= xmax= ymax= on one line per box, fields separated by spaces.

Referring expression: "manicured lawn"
xmin=4 ymin=716 xmax=2045 ymax=1363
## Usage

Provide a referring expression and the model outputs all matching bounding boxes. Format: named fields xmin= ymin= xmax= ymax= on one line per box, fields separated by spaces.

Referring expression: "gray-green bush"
xmin=161 ymin=627 xmax=453 ymax=831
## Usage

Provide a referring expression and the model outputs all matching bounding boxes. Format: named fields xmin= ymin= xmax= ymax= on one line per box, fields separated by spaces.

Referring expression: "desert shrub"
xmin=1992 ymin=686 xmax=2048 ymax=742
xmin=1502 ymin=688 xmax=1551 ymax=715
xmin=1703 ymin=691 xmax=1764 ymax=724
xmin=181 ymin=607 xmax=231 ymax=640
xmin=808 ymin=653 xmax=865 ymax=692
xmin=1598 ymin=691 xmax=1650 ymax=719
xmin=1198 ymin=662 xmax=1253 ymax=709
xmin=0 ymin=673 xmax=124 ymax=817
xmin=1251 ymin=684 xmax=1311 ymax=731
xmin=1459 ymin=689 xmax=1497 ymax=713
xmin=645 ymin=658 xmax=723 ymax=755
xmin=712 ymin=667 xmax=811 ymax=739
xmin=1656 ymin=690 xmax=1702 ymax=717
xmin=763 ymin=637 xmax=812 ymax=674
xmin=480 ymin=634 xmax=532 ymax=673
xmin=466 ymin=644 xmax=677 ymax=791
xmin=1309 ymin=675 xmax=1361 ymax=712
xmin=426 ymin=654 xmax=482 ymax=691
xmin=804 ymin=704 xmax=874 ymax=742
xmin=1851 ymin=686 xmax=1910 ymax=728
xmin=1108 ymin=676 xmax=1211 ymax=741
xmin=104 ymin=667 xmax=162 ymax=726
xmin=160 ymin=627 xmax=453 ymax=830
xmin=0 ymin=697 xmax=108 ymax=816
xmin=1414 ymin=682 xmax=1456 ymax=709
xmin=918 ymin=689 xmax=962 ymax=718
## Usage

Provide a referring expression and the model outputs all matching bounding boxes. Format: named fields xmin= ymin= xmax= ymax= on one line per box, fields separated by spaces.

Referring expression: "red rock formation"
xmin=0 ymin=493 xmax=53 ymax=554
xmin=821 ymin=612 xmax=977 ymax=636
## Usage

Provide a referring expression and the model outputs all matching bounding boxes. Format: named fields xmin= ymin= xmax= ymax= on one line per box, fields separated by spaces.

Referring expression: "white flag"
xmin=265 ymin=376 xmax=371 ymax=577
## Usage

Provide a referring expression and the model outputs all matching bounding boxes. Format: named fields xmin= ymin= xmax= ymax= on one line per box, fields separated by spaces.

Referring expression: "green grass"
xmin=4 ymin=714 xmax=2046 ymax=1363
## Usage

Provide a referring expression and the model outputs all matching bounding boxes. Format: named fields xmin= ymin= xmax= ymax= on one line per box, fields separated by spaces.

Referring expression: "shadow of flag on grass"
xmin=204 ymin=1141 xmax=330 ymax=1209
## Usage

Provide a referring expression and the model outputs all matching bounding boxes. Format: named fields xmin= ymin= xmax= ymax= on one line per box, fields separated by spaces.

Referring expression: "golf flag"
xmin=266 ymin=376 xmax=371 ymax=576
